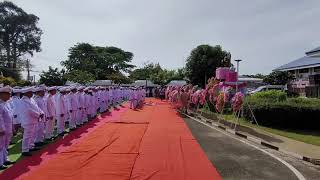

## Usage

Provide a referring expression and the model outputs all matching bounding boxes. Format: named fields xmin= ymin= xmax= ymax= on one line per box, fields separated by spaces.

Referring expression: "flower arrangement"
xmin=215 ymin=92 xmax=225 ymax=113
xmin=199 ymin=90 xmax=207 ymax=105
xmin=192 ymin=90 xmax=201 ymax=105
xmin=232 ymin=92 xmax=245 ymax=112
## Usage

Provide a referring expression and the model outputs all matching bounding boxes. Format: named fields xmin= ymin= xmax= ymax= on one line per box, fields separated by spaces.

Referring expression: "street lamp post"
xmin=235 ymin=59 xmax=242 ymax=92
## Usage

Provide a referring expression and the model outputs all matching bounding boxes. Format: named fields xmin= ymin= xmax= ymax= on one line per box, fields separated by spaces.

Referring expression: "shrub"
xmin=0 ymin=76 xmax=17 ymax=86
xmin=250 ymin=90 xmax=287 ymax=102
xmin=244 ymin=96 xmax=320 ymax=130
xmin=17 ymin=80 xmax=32 ymax=87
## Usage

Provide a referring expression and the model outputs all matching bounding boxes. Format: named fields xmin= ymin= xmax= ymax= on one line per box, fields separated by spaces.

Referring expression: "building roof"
xmin=90 ymin=80 xmax=113 ymax=86
xmin=306 ymin=46 xmax=320 ymax=55
xmin=238 ymin=77 xmax=263 ymax=82
xmin=274 ymin=56 xmax=320 ymax=71
xmin=121 ymin=80 xmax=159 ymax=87
xmin=134 ymin=80 xmax=159 ymax=87
xmin=274 ymin=46 xmax=320 ymax=71
xmin=167 ymin=80 xmax=187 ymax=86
xmin=65 ymin=81 xmax=81 ymax=86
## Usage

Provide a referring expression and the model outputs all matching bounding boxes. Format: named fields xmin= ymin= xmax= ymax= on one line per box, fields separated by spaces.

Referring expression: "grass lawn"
xmin=221 ymin=114 xmax=320 ymax=146
xmin=1 ymin=128 xmax=67 ymax=173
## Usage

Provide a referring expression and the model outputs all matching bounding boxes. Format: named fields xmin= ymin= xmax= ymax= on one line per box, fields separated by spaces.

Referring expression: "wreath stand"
xmin=232 ymin=101 xmax=259 ymax=130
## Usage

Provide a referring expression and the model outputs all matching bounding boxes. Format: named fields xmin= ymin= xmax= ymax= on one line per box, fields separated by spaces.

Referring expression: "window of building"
xmin=314 ymin=66 xmax=320 ymax=73
xmin=298 ymin=68 xmax=309 ymax=73
xmin=289 ymin=70 xmax=295 ymax=74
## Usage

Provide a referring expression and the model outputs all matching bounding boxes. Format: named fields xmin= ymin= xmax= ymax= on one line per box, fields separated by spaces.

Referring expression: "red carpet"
xmin=1 ymin=99 xmax=221 ymax=180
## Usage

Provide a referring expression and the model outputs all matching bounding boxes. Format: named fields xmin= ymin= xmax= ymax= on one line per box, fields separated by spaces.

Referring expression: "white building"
xmin=274 ymin=46 xmax=320 ymax=96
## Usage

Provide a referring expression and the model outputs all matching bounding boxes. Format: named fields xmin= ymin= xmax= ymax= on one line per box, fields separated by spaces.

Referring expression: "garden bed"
xmin=198 ymin=109 xmax=320 ymax=147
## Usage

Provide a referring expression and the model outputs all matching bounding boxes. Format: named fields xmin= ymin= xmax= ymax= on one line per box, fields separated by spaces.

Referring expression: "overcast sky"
xmin=11 ymin=0 xmax=320 ymax=79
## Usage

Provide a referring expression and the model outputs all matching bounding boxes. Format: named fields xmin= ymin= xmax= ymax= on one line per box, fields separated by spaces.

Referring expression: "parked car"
xmin=249 ymin=85 xmax=285 ymax=95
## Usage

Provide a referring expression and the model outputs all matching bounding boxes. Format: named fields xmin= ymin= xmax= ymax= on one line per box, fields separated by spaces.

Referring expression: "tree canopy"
xmin=0 ymin=1 xmax=42 ymax=80
xmin=61 ymin=43 xmax=135 ymax=81
xmin=263 ymin=71 xmax=294 ymax=85
xmin=185 ymin=45 xmax=230 ymax=88
xmin=129 ymin=63 xmax=185 ymax=85
xmin=64 ymin=70 xmax=95 ymax=85
xmin=106 ymin=72 xmax=132 ymax=85
xmin=39 ymin=66 xmax=66 ymax=86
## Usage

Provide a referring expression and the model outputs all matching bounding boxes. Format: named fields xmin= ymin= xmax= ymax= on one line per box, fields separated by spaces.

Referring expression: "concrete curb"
xmin=181 ymin=112 xmax=320 ymax=166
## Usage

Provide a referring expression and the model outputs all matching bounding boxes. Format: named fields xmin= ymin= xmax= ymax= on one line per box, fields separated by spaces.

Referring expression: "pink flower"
xmin=216 ymin=92 xmax=225 ymax=113
xmin=232 ymin=92 xmax=245 ymax=112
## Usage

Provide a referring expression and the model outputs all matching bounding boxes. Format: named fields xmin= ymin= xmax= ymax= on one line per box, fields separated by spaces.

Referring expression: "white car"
xmin=249 ymin=85 xmax=285 ymax=95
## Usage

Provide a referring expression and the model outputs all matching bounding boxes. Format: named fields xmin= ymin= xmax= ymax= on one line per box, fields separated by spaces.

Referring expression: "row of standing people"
xmin=129 ymin=88 xmax=146 ymax=109
xmin=0 ymin=85 xmax=140 ymax=169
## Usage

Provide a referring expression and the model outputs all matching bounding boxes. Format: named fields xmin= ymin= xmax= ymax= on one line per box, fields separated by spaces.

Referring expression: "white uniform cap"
xmin=84 ymin=87 xmax=90 ymax=91
xmin=69 ymin=86 xmax=76 ymax=90
xmin=21 ymin=87 xmax=34 ymax=93
xmin=13 ymin=88 xmax=22 ymax=93
xmin=48 ymin=86 xmax=57 ymax=91
xmin=0 ymin=86 xmax=12 ymax=93
xmin=32 ymin=87 xmax=40 ymax=92
xmin=58 ymin=87 xmax=65 ymax=92
xmin=33 ymin=86 xmax=46 ymax=92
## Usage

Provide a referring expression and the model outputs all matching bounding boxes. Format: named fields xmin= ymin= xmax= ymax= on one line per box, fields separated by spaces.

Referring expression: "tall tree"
xmin=64 ymin=70 xmax=95 ymax=85
xmin=0 ymin=1 xmax=42 ymax=80
xmin=129 ymin=63 xmax=185 ymax=85
xmin=185 ymin=45 xmax=230 ymax=87
xmin=129 ymin=63 xmax=157 ymax=80
xmin=61 ymin=43 xmax=135 ymax=80
xmin=39 ymin=66 xmax=66 ymax=86
xmin=106 ymin=72 xmax=132 ymax=84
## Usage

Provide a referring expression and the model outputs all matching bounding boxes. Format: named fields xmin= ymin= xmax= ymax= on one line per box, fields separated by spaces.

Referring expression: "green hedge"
xmin=250 ymin=90 xmax=287 ymax=102
xmin=244 ymin=93 xmax=320 ymax=130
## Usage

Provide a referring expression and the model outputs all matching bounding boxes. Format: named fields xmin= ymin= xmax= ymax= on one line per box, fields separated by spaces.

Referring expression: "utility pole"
xmin=26 ymin=59 xmax=31 ymax=81
xmin=204 ymin=73 xmax=207 ymax=87
xmin=235 ymin=59 xmax=242 ymax=92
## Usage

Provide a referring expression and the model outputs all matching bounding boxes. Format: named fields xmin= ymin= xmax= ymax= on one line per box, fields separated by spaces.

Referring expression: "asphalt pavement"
xmin=183 ymin=116 xmax=300 ymax=180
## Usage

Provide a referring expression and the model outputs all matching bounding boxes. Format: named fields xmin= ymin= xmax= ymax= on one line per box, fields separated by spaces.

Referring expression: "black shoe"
xmin=4 ymin=161 xmax=15 ymax=166
xmin=58 ymin=132 xmax=64 ymax=136
xmin=42 ymin=141 xmax=48 ymax=145
xmin=0 ymin=165 xmax=6 ymax=170
xmin=30 ymin=147 xmax=40 ymax=152
xmin=22 ymin=152 xmax=32 ymax=156
xmin=34 ymin=142 xmax=42 ymax=147
xmin=45 ymin=138 xmax=52 ymax=142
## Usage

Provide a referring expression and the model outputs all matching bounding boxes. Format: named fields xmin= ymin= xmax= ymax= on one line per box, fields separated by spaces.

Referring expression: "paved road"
xmin=183 ymin=116 xmax=299 ymax=180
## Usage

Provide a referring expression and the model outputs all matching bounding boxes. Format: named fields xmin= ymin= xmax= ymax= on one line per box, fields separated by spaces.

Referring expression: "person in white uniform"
xmin=55 ymin=87 xmax=67 ymax=135
xmin=76 ymin=87 xmax=85 ymax=126
xmin=0 ymin=86 xmax=14 ymax=169
xmin=63 ymin=88 xmax=71 ymax=128
xmin=45 ymin=87 xmax=56 ymax=140
xmin=69 ymin=87 xmax=78 ymax=130
xmin=20 ymin=87 xmax=43 ymax=156
xmin=8 ymin=88 xmax=22 ymax=135
xmin=33 ymin=86 xmax=48 ymax=146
